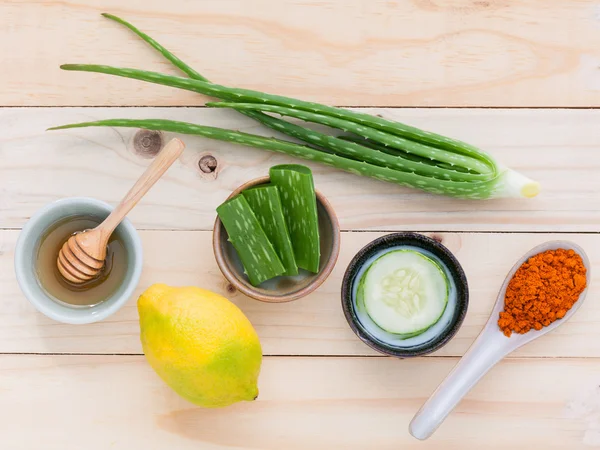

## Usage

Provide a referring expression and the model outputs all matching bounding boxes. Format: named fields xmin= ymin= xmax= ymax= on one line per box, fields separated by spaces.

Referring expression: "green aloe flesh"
xmin=216 ymin=195 xmax=285 ymax=286
xmin=242 ymin=185 xmax=298 ymax=276
xmin=269 ymin=165 xmax=320 ymax=273
xmin=53 ymin=13 xmax=541 ymax=200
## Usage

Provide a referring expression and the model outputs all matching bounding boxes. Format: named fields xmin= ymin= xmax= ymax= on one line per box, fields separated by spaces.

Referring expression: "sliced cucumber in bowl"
xmin=342 ymin=232 xmax=469 ymax=357
xmin=358 ymin=250 xmax=449 ymax=336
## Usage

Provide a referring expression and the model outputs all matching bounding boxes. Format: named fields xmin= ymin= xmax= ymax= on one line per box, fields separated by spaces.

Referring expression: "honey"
xmin=35 ymin=216 xmax=128 ymax=307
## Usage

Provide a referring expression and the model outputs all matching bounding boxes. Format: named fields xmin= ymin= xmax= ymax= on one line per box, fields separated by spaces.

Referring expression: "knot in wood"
xmin=133 ymin=129 xmax=164 ymax=158
xmin=199 ymin=155 xmax=218 ymax=173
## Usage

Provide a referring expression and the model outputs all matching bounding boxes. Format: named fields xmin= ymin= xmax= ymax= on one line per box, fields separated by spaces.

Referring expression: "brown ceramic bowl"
xmin=213 ymin=176 xmax=340 ymax=303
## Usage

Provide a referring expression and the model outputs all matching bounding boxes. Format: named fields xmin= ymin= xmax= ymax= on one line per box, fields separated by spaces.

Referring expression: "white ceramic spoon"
xmin=409 ymin=240 xmax=591 ymax=440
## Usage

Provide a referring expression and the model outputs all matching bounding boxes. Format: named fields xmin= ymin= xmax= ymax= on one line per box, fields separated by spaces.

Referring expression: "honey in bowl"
xmin=35 ymin=215 xmax=128 ymax=307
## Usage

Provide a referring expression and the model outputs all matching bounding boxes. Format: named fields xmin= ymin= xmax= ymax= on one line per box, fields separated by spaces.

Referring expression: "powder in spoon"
xmin=498 ymin=248 xmax=587 ymax=337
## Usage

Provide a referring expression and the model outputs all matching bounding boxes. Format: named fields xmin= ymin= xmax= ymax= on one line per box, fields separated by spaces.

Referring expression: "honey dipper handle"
xmin=100 ymin=138 xmax=185 ymax=236
xmin=409 ymin=330 xmax=509 ymax=440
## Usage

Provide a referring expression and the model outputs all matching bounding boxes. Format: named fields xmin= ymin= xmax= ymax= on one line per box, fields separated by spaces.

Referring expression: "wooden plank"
xmin=0 ymin=354 xmax=595 ymax=449
xmin=2 ymin=230 xmax=598 ymax=357
xmin=2 ymin=1 xmax=600 ymax=107
xmin=2 ymin=107 xmax=599 ymax=231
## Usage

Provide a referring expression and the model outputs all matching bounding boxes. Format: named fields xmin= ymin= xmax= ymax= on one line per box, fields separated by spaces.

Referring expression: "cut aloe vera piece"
xmin=269 ymin=164 xmax=320 ymax=273
xmin=359 ymin=250 xmax=448 ymax=335
xmin=243 ymin=184 xmax=298 ymax=276
xmin=216 ymin=194 xmax=285 ymax=286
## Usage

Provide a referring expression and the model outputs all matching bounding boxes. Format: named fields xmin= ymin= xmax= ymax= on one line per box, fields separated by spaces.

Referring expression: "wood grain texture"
xmin=3 ymin=2 xmax=598 ymax=447
xmin=1 ymin=354 xmax=597 ymax=449
xmin=2 ymin=0 xmax=600 ymax=107
xmin=2 ymin=107 xmax=599 ymax=231
xmin=2 ymin=230 xmax=598 ymax=357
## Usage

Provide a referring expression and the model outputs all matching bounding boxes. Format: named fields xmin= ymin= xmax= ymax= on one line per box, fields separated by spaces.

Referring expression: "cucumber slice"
xmin=359 ymin=250 xmax=448 ymax=335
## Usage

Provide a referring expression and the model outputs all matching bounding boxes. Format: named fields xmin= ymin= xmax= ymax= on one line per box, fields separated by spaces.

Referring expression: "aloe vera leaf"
xmin=207 ymin=102 xmax=491 ymax=175
xmin=96 ymin=16 xmax=489 ymax=179
xmin=101 ymin=13 xmax=208 ymax=82
xmin=216 ymin=195 xmax=285 ymax=286
xmin=96 ymin=15 xmax=492 ymax=164
xmin=48 ymin=119 xmax=534 ymax=199
xmin=59 ymin=63 xmax=497 ymax=167
xmin=269 ymin=165 xmax=320 ymax=273
xmin=337 ymin=135 xmax=477 ymax=174
xmin=242 ymin=185 xmax=298 ymax=276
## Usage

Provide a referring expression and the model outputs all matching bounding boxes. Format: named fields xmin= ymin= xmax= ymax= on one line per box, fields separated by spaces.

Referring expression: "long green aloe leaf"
xmin=99 ymin=13 xmax=485 ymax=184
xmin=59 ymin=64 xmax=496 ymax=166
xmin=100 ymin=14 xmax=492 ymax=178
xmin=101 ymin=13 xmax=208 ymax=82
xmin=206 ymin=102 xmax=492 ymax=176
xmin=48 ymin=119 xmax=531 ymax=199
xmin=56 ymin=14 xmax=540 ymax=199
xmin=98 ymin=14 xmax=490 ymax=166
xmin=337 ymin=135 xmax=476 ymax=174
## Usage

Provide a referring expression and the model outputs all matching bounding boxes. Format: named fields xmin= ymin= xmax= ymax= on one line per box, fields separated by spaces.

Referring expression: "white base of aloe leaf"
xmin=496 ymin=169 xmax=541 ymax=198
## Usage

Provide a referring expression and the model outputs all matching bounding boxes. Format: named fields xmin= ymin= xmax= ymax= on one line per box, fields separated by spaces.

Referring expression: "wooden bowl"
xmin=213 ymin=176 xmax=340 ymax=303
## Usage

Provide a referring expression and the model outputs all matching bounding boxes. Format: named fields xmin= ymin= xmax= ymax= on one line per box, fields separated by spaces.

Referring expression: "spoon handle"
xmin=409 ymin=331 xmax=509 ymax=440
xmin=100 ymin=138 xmax=185 ymax=236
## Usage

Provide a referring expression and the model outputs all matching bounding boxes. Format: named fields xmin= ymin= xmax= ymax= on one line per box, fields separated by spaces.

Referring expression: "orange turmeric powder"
xmin=498 ymin=249 xmax=586 ymax=337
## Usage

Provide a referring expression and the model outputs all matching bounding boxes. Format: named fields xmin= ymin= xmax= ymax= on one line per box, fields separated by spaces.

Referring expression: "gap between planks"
xmin=2 ymin=228 xmax=600 ymax=234
xmin=0 ymin=353 xmax=595 ymax=360
xmin=4 ymin=105 xmax=600 ymax=109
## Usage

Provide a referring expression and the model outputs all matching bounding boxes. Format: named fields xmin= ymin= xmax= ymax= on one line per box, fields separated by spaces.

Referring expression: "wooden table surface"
xmin=2 ymin=1 xmax=600 ymax=448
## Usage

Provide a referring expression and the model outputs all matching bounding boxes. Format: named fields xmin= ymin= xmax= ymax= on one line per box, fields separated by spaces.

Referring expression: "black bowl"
xmin=341 ymin=232 xmax=469 ymax=358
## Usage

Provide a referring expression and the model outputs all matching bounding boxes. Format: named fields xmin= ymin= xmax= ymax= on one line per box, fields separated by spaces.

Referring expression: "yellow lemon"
xmin=138 ymin=284 xmax=262 ymax=407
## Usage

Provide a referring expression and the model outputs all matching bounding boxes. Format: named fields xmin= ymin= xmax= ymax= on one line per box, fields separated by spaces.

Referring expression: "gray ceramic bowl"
xmin=341 ymin=232 xmax=469 ymax=357
xmin=213 ymin=176 xmax=340 ymax=303
xmin=14 ymin=197 xmax=143 ymax=324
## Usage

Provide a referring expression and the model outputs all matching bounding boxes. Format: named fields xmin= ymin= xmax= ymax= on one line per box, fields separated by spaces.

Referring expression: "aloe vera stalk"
xmin=207 ymin=102 xmax=491 ymax=175
xmin=98 ymin=13 xmax=482 ymax=183
xmin=96 ymin=15 xmax=489 ymax=180
xmin=269 ymin=165 xmax=320 ymax=273
xmin=85 ymin=14 xmax=491 ymax=180
xmin=58 ymin=64 xmax=539 ymax=198
xmin=59 ymin=64 xmax=487 ymax=162
xmin=58 ymin=63 xmax=495 ymax=170
xmin=101 ymin=13 xmax=208 ymax=82
xmin=254 ymin=122 xmax=487 ymax=181
xmin=216 ymin=195 xmax=285 ymax=286
xmin=337 ymin=135 xmax=477 ymax=174
xmin=50 ymin=118 xmax=508 ymax=197
xmin=90 ymin=16 xmax=490 ymax=164
xmin=56 ymin=14 xmax=540 ymax=199
xmin=242 ymin=185 xmax=298 ymax=276
xmin=228 ymin=110 xmax=486 ymax=182
xmin=48 ymin=119 xmax=534 ymax=198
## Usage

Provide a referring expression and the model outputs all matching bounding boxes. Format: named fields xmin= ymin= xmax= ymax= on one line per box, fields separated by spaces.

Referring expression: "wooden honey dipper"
xmin=57 ymin=138 xmax=185 ymax=284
